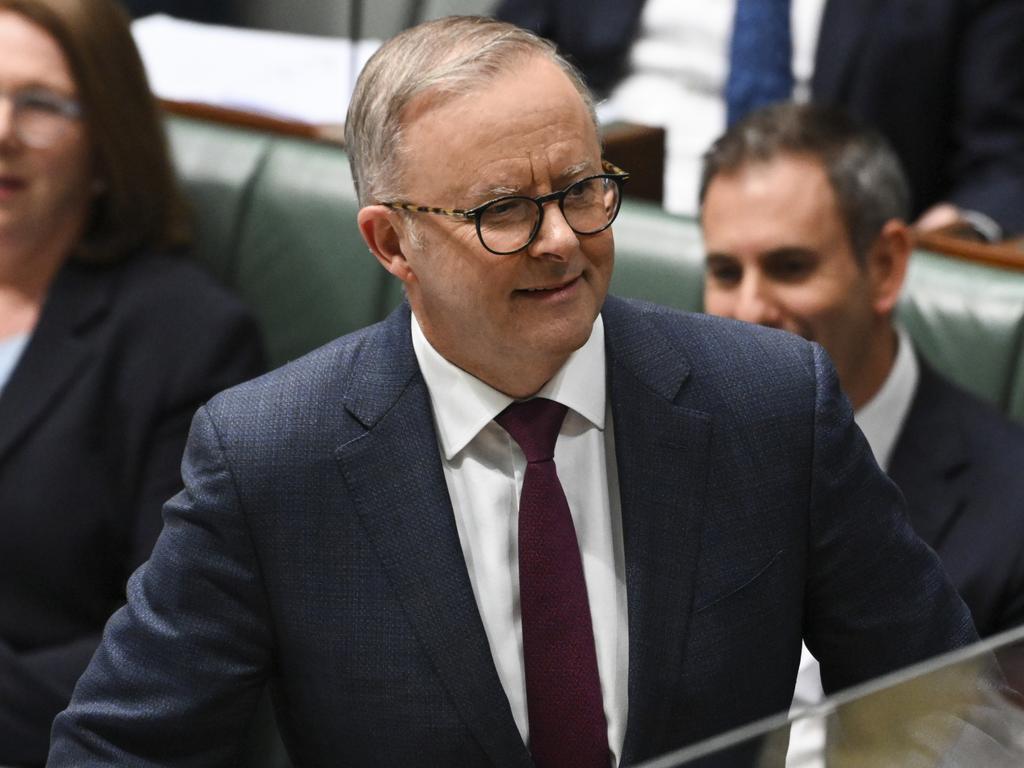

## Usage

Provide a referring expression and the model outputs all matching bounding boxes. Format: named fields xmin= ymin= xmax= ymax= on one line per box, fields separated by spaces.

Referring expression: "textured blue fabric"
xmin=47 ymin=298 xmax=978 ymax=767
xmin=725 ymin=0 xmax=794 ymax=126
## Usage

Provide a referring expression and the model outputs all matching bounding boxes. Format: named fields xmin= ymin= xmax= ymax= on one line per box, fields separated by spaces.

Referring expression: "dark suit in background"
xmin=119 ymin=0 xmax=237 ymax=24
xmin=496 ymin=0 xmax=1024 ymax=234
xmin=0 ymin=253 xmax=263 ymax=766
xmin=48 ymin=298 xmax=975 ymax=766
xmin=890 ymin=362 xmax=1024 ymax=637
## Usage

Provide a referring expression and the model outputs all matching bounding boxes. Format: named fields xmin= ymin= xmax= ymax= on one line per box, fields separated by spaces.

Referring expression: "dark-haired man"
xmin=701 ymin=101 xmax=1024 ymax=762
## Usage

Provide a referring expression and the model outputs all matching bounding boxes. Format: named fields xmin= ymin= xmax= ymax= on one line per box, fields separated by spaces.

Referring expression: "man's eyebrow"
xmin=466 ymin=181 xmax=520 ymax=203
xmin=558 ymin=160 xmax=595 ymax=182
xmin=761 ymin=246 xmax=819 ymax=262
xmin=465 ymin=161 xmax=596 ymax=203
xmin=705 ymin=252 xmax=739 ymax=265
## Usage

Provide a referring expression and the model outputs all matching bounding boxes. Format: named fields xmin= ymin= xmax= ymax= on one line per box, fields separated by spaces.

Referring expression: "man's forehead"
xmin=397 ymin=58 xmax=600 ymax=199
xmin=463 ymin=158 xmax=598 ymax=197
xmin=401 ymin=54 xmax=587 ymax=124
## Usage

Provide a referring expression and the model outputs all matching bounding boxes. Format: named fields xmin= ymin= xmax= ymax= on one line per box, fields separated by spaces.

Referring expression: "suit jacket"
xmin=0 ymin=253 xmax=264 ymax=766
xmin=48 ymin=297 xmax=975 ymax=766
xmin=496 ymin=0 xmax=1024 ymax=234
xmin=889 ymin=362 xmax=1024 ymax=637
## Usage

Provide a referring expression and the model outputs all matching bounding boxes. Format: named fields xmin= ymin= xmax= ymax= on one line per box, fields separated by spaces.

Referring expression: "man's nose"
xmin=734 ymin=276 xmax=783 ymax=328
xmin=527 ymin=201 xmax=579 ymax=260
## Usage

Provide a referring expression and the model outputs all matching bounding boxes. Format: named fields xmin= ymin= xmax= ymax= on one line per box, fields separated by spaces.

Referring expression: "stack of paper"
xmin=132 ymin=14 xmax=380 ymax=126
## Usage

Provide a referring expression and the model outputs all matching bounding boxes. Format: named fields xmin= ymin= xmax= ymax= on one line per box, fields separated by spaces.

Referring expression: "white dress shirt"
xmin=0 ymin=332 xmax=29 ymax=394
xmin=411 ymin=313 xmax=629 ymax=765
xmin=786 ymin=326 xmax=920 ymax=767
xmin=598 ymin=0 xmax=827 ymax=215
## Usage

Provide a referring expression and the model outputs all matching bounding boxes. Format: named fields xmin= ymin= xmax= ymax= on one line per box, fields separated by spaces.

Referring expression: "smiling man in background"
xmin=701 ymin=101 xmax=1024 ymax=763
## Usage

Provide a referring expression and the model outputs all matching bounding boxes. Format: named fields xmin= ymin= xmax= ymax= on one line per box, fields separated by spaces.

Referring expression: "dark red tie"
xmin=496 ymin=398 xmax=610 ymax=768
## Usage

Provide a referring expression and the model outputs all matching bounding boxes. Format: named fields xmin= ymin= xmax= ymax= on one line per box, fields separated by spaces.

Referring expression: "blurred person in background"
xmin=700 ymin=101 xmax=1024 ymax=764
xmin=497 ymin=0 xmax=1024 ymax=239
xmin=0 ymin=0 xmax=263 ymax=763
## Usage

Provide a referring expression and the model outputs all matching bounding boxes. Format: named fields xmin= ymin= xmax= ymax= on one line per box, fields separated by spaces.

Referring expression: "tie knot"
xmin=496 ymin=398 xmax=568 ymax=464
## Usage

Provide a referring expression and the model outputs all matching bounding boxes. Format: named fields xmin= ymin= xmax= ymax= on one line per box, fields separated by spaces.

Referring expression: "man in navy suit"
xmin=701 ymin=102 xmax=1024 ymax=639
xmin=496 ymin=0 xmax=1024 ymax=238
xmin=700 ymin=101 xmax=1024 ymax=762
xmin=49 ymin=16 xmax=977 ymax=767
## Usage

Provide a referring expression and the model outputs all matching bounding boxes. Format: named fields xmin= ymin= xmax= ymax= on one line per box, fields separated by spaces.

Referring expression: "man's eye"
xmin=565 ymin=181 xmax=590 ymax=199
xmin=483 ymin=201 xmax=526 ymax=222
xmin=768 ymin=258 xmax=813 ymax=281
xmin=707 ymin=264 xmax=742 ymax=286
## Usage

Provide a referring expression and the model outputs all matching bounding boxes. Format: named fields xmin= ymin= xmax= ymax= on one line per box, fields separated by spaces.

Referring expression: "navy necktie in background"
xmin=496 ymin=398 xmax=609 ymax=768
xmin=725 ymin=0 xmax=794 ymax=126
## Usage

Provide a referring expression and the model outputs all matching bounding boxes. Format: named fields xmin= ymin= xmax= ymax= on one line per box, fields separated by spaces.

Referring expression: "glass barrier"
xmin=635 ymin=624 xmax=1024 ymax=768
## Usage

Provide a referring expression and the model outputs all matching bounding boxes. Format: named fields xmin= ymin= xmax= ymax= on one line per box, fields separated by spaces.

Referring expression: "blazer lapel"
xmin=0 ymin=261 xmax=109 ymax=467
xmin=886 ymin=364 xmax=970 ymax=550
xmin=812 ymin=0 xmax=886 ymax=100
xmin=602 ymin=299 xmax=713 ymax=762
xmin=334 ymin=305 xmax=532 ymax=768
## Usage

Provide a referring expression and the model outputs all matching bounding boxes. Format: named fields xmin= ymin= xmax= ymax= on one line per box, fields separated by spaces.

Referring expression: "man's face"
xmin=379 ymin=55 xmax=613 ymax=395
xmin=702 ymin=154 xmax=882 ymax=401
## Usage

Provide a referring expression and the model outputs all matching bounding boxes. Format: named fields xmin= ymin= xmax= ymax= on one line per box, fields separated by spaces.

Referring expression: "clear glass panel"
xmin=635 ymin=624 xmax=1024 ymax=768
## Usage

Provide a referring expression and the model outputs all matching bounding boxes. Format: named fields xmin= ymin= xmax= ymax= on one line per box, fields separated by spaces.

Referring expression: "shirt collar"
xmin=411 ymin=313 xmax=607 ymax=461
xmin=855 ymin=325 xmax=919 ymax=471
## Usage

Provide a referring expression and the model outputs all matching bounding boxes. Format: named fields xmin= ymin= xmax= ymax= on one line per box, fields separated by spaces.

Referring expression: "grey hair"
xmin=699 ymin=102 xmax=910 ymax=264
xmin=345 ymin=15 xmax=599 ymax=207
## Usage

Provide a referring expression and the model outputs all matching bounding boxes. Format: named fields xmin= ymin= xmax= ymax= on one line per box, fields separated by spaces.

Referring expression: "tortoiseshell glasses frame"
xmin=380 ymin=160 xmax=630 ymax=255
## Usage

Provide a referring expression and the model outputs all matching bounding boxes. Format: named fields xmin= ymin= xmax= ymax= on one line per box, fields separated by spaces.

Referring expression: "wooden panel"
xmin=161 ymin=99 xmax=345 ymax=143
xmin=162 ymin=100 xmax=666 ymax=204
xmin=603 ymin=123 xmax=665 ymax=205
xmin=915 ymin=225 xmax=1024 ymax=272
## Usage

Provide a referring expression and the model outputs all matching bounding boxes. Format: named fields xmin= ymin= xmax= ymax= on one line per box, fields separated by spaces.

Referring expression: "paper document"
xmin=132 ymin=14 xmax=380 ymax=126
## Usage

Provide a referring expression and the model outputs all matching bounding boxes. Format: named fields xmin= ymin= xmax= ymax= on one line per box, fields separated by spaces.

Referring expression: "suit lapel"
xmin=812 ymin=0 xmax=887 ymax=100
xmin=0 ymin=261 xmax=109 ymax=467
xmin=602 ymin=298 xmax=713 ymax=762
xmin=887 ymin=363 xmax=970 ymax=550
xmin=334 ymin=305 xmax=531 ymax=768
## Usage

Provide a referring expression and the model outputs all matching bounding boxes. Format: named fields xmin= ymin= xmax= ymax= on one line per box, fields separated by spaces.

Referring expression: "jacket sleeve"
xmin=802 ymin=343 xmax=978 ymax=693
xmin=47 ymin=404 xmax=273 ymax=766
xmin=0 ymin=296 xmax=264 ymax=766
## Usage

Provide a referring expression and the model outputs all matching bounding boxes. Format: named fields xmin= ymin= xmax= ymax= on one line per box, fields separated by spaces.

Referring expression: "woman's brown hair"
xmin=1 ymin=0 xmax=190 ymax=261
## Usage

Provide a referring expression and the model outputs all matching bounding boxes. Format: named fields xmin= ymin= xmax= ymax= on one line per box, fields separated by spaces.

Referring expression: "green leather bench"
xmin=167 ymin=114 xmax=1024 ymax=423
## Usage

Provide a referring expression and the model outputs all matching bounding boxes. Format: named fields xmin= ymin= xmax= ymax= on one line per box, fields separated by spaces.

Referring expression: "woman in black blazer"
xmin=0 ymin=1 xmax=264 ymax=763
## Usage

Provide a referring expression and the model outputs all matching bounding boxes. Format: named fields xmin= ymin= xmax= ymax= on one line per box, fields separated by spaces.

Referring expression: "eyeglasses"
xmin=0 ymin=88 xmax=82 ymax=149
xmin=381 ymin=160 xmax=630 ymax=255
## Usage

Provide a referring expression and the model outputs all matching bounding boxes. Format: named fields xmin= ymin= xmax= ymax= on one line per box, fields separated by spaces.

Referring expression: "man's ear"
xmin=358 ymin=205 xmax=417 ymax=284
xmin=867 ymin=218 xmax=912 ymax=316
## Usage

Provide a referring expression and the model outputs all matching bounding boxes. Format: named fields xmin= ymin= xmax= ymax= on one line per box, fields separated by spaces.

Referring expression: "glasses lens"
xmin=478 ymin=197 xmax=539 ymax=254
xmin=562 ymin=176 xmax=621 ymax=235
xmin=14 ymin=91 xmax=76 ymax=148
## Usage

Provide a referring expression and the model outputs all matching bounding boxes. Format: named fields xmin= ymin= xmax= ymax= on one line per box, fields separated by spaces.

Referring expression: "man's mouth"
xmin=517 ymin=275 xmax=581 ymax=294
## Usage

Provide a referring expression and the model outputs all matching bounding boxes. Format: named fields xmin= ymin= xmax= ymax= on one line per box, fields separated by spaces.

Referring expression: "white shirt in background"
xmin=0 ymin=332 xmax=30 ymax=394
xmin=599 ymin=0 xmax=827 ymax=215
